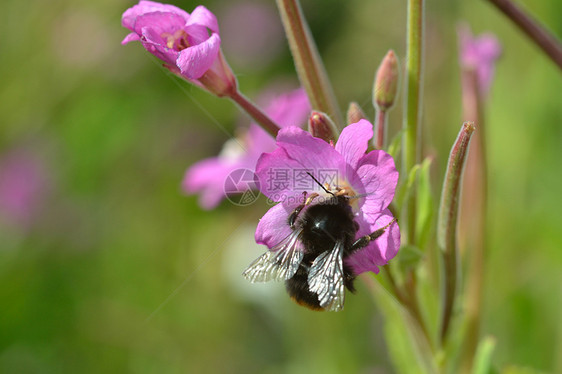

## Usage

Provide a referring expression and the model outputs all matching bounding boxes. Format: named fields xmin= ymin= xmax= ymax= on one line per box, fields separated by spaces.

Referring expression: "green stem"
xmin=275 ymin=0 xmax=343 ymax=129
xmin=364 ymin=274 xmax=437 ymax=373
xmin=405 ymin=270 xmax=434 ymax=352
xmin=438 ymin=122 xmax=476 ymax=345
xmin=383 ymin=266 xmax=406 ymax=303
xmin=229 ymin=91 xmax=282 ymax=137
xmin=374 ymin=109 xmax=387 ymax=149
xmin=383 ymin=267 xmax=434 ymax=354
xmin=487 ymin=0 xmax=562 ymax=70
xmin=403 ymin=0 xmax=424 ymax=245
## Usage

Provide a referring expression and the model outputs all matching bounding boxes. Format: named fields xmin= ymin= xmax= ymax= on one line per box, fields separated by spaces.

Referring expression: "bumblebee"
xmin=243 ymin=173 xmax=395 ymax=311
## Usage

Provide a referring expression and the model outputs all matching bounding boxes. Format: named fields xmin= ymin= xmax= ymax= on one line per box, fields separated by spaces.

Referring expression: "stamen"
xmin=162 ymin=30 xmax=190 ymax=51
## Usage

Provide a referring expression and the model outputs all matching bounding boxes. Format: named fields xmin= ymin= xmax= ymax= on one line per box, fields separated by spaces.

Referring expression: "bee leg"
xmin=288 ymin=192 xmax=319 ymax=228
xmin=350 ymin=218 xmax=396 ymax=252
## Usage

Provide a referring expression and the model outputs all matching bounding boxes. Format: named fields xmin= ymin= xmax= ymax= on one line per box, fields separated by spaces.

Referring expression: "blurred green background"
xmin=0 ymin=0 xmax=561 ymax=372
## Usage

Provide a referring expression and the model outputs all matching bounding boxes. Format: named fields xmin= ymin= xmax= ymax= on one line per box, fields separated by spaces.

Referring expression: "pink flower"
xmin=0 ymin=148 xmax=49 ymax=230
xmin=458 ymin=24 xmax=502 ymax=97
xmin=254 ymin=120 xmax=400 ymax=275
xmin=122 ymin=1 xmax=236 ymax=96
xmin=183 ymin=88 xmax=311 ymax=209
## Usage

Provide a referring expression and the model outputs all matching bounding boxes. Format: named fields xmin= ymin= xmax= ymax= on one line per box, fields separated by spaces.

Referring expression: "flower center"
xmin=219 ymin=137 xmax=245 ymax=161
xmin=324 ymin=179 xmax=361 ymax=212
xmin=162 ymin=29 xmax=190 ymax=51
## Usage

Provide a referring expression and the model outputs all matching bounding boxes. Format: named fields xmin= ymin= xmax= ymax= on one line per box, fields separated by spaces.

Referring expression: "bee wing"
xmin=242 ymin=228 xmax=304 ymax=283
xmin=308 ymin=241 xmax=345 ymax=311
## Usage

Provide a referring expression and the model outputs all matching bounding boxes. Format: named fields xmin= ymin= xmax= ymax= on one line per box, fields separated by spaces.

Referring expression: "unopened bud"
xmin=346 ymin=102 xmax=367 ymax=125
xmin=373 ymin=50 xmax=399 ymax=111
xmin=308 ymin=111 xmax=338 ymax=143
xmin=438 ymin=121 xmax=476 ymax=252
xmin=196 ymin=50 xmax=238 ymax=98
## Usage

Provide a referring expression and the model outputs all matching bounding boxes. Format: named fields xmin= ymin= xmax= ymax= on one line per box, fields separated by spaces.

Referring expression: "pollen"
xmin=162 ymin=29 xmax=190 ymax=51
xmin=332 ymin=180 xmax=361 ymax=211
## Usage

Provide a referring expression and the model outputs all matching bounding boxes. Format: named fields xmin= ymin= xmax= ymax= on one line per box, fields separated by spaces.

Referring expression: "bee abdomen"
xmin=285 ymin=262 xmax=323 ymax=311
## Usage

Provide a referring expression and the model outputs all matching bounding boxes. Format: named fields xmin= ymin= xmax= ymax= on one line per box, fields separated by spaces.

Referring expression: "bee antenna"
xmin=306 ymin=172 xmax=335 ymax=196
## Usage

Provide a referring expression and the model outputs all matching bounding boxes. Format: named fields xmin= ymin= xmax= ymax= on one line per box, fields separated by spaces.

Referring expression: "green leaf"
xmin=396 ymin=163 xmax=420 ymax=209
xmin=501 ymin=365 xmax=547 ymax=374
xmin=472 ymin=336 xmax=496 ymax=374
xmin=370 ymin=275 xmax=433 ymax=374
xmin=387 ymin=129 xmax=404 ymax=159
xmin=396 ymin=244 xmax=424 ymax=273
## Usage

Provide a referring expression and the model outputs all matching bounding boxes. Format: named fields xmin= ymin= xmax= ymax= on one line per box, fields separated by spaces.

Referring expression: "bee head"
xmin=306 ymin=172 xmax=336 ymax=198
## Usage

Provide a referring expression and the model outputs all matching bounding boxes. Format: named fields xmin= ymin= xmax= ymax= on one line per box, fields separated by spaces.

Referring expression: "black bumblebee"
xmin=243 ymin=173 xmax=395 ymax=311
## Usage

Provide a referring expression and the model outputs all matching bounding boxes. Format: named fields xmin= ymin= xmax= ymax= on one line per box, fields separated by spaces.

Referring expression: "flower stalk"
xmin=229 ymin=91 xmax=282 ymax=137
xmin=456 ymin=25 xmax=500 ymax=367
xmin=486 ymin=0 xmax=562 ymax=70
xmin=438 ymin=122 xmax=476 ymax=344
xmin=458 ymin=70 xmax=487 ymax=373
xmin=403 ymin=0 xmax=424 ymax=244
xmin=275 ymin=0 xmax=343 ymax=129
xmin=374 ymin=110 xmax=388 ymax=150
xmin=184 ymin=88 xmax=310 ymax=209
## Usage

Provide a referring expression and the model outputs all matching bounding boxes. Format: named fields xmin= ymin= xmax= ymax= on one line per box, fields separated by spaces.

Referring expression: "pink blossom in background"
xmin=254 ymin=120 xmax=400 ymax=275
xmin=218 ymin=2 xmax=284 ymax=69
xmin=458 ymin=24 xmax=502 ymax=97
xmin=122 ymin=1 xmax=236 ymax=96
xmin=183 ymin=88 xmax=310 ymax=209
xmin=0 ymin=149 xmax=49 ymax=230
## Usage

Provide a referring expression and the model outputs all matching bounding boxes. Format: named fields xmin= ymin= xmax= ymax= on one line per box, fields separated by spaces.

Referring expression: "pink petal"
xmin=477 ymin=34 xmax=502 ymax=59
xmin=244 ymin=88 xmax=310 ymax=159
xmin=122 ymin=0 xmax=189 ymax=30
xmin=267 ymin=88 xmax=310 ymax=127
xmin=458 ymin=24 xmax=501 ymax=96
xmin=185 ymin=25 xmax=214 ymax=45
xmin=121 ymin=33 xmax=140 ymax=45
xmin=183 ymin=157 xmax=235 ymax=210
xmin=255 ymin=147 xmax=303 ymax=201
xmin=198 ymin=185 xmax=227 ymax=210
xmin=0 ymin=148 xmax=49 ymax=229
xmin=133 ymin=12 xmax=186 ymax=37
xmin=245 ymin=124 xmax=276 ymax=159
xmin=255 ymin=202 xmax=293 ymax=247
xmin=176 ymin=33 xmax=221 ymax=79
xmin=140 ymin=26 xmax=179 ymax=65
xmin=275 ymin=126 xmax=346 ymax=177
xmin=335 ymin=119 xmax=373 ymax=170
xmin=132 ymin=12 xmax=187 ymax=64
xmin=185 ymin=5 xmax=219 ymax=34
xmin=346 ymin=209 xmax=400 ymax=275
xmin=351 ymin=150 xmax=398 ymax=220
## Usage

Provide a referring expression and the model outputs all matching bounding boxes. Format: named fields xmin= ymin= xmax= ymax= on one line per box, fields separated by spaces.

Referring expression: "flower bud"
xmin=346 ymin=102 xmax=367 ymax=125
xmin=373 ymin=50 xmax=399 ymax=111
xmin=308 ymin=111 xmax=338 ymax=143
xmin=196 ymin=50 xmax=238 ymax=97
